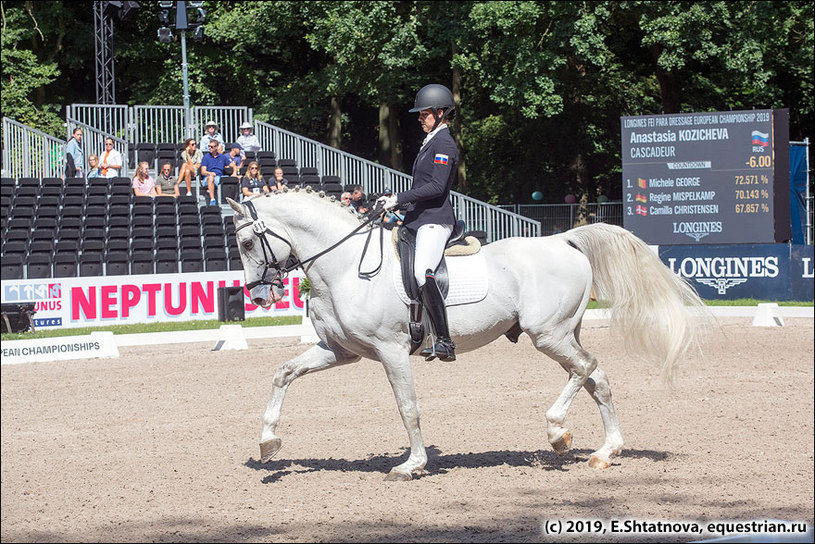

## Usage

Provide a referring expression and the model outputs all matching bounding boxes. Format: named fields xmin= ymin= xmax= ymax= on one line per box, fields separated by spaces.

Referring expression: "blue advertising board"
xmin=659 ymin=243 xmax=813 ymax=301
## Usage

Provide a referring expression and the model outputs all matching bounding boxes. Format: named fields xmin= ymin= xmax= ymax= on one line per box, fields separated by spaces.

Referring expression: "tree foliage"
xmin=1 ymin=0 xmax=811 ymax=204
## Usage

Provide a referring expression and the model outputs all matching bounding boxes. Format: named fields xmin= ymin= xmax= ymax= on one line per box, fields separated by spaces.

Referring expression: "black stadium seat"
xmin=26 ymin=253 xmax=52 ymax=279
xmin=79 ymin=252 xmax=104 ymax=277
xmin=1 ymin=253 xmax=25 ymax=279
xmin=156 ymin=249 xmax=179 ymax=274
xmin=105 ymin=251 xmax=130 ymax=276
xmin=53 ymin=253 xmax=78 ymax=278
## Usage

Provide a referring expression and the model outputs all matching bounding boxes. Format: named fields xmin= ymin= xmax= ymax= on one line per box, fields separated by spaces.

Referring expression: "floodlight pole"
xmin=180 ymin=29 xmax=192 ymax=139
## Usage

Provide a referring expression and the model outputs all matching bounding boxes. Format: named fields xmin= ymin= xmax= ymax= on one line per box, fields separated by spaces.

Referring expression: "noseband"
xmin=235 ymin=198 xmax=384 ymax=291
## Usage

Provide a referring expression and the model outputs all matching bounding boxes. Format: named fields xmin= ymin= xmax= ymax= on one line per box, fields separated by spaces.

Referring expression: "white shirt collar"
xmin=421 ymin=123 xmax=448 ymax=149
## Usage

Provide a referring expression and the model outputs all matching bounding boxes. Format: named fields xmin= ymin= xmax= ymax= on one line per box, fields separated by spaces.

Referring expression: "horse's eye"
xmin=242 ymin=240 xmax=253 ymax=251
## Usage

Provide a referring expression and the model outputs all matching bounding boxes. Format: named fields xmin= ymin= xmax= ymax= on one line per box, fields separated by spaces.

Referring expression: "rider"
xmin=379 ymin=83 xmax=459 ymax=362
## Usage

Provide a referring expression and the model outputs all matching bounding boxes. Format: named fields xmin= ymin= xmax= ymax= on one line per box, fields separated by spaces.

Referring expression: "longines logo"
xmin=672 ymin=221 xmax=723 ymax=242
xmin=668 ymin=256 xmax=779 ymax=294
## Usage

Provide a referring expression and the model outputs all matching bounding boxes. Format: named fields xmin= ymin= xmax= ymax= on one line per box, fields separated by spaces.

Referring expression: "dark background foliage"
xmin=2 ymin=1 xmax=812 ymax=204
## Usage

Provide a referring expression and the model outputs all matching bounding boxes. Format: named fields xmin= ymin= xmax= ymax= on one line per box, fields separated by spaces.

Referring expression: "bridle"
xmin=234 ymin=198 xmax=385 ymax=291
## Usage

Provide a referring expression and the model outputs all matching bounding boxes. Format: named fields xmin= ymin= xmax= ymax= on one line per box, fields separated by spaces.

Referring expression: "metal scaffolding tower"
xmin=94 ymin=1 xmax=116 ymax=105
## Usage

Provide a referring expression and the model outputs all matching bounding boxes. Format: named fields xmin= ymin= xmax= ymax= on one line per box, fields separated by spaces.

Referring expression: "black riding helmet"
xmin=409 ymin=84 xmax=456 ymax=131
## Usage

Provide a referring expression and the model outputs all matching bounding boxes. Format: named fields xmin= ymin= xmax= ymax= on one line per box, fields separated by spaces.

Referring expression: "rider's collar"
xmin=420 ymin=123 xmax=448 ymax=149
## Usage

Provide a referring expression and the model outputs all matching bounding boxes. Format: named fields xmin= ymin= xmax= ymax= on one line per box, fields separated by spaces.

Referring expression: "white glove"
xmin=377 ymin=194 xmax=399 ymax=211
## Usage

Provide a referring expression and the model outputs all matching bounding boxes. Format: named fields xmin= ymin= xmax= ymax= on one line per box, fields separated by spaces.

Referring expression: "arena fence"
xmin=498 ymin=202 xmax=623 ymax=236
xmin=2 ymin=117 xmax=66 ymax=180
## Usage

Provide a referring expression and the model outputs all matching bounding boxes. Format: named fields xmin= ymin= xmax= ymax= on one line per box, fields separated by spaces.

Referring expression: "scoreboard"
xmin=621 ymin=108 xmax=790 ymax=244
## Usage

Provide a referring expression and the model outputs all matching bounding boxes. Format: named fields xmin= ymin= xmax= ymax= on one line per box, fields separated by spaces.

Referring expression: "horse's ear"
xmin=226 ymin=197 xmax=244 ymax=216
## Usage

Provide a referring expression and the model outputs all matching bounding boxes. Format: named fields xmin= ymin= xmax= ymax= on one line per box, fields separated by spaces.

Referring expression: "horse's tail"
xmin=561 ymin=223 xmax=707 ymax=384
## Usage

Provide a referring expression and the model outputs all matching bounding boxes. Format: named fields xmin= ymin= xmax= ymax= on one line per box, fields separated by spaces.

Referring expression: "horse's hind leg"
xmin=259 ymin=342 xmax=359 ymax=462
xmin=581 ymin=366 xmax=624 ymax=468
xmin=538 ymin=335 xmax=624 ymax=469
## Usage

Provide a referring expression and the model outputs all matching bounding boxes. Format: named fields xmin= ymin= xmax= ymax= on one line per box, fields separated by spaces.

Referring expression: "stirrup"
xmin=420 ymin=338 xmax=456 ymax=362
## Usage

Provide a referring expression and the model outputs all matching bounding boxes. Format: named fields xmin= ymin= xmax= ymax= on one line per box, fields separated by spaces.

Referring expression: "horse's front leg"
xmin=379 ymin=347 xmax=427 ymax=481
xmin=260 ymin=341 xmax=359 ymax=462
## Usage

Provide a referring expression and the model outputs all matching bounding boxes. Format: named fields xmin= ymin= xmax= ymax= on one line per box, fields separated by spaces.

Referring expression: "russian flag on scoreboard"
xmin=751 ymin=130 xmax=769 ymax=147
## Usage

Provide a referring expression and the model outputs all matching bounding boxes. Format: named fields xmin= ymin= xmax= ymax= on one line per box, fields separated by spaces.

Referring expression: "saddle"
xmin=394 ymin=221 xmax=482 ymax=354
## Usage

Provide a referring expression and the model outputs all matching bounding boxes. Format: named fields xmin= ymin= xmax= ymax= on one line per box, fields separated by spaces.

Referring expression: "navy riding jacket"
xmin=396 ymin=125 xmax=458 ymax=231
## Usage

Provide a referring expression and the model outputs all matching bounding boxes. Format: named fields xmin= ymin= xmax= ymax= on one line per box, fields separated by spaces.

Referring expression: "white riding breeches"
xmin=414 ymin=223 xmax=453 ymax=287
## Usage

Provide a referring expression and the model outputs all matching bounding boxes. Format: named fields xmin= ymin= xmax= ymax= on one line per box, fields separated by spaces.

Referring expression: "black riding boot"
xmin=418 ymin=271 xmax=456 ymax=362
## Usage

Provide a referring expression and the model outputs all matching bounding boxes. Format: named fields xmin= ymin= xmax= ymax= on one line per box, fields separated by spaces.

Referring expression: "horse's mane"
xmin=248 ymin=185 xmax=365 ymax=227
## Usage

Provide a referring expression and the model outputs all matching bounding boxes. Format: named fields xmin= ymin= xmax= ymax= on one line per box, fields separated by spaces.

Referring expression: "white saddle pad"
xmin=393 ymin=252 xmax=488 ymax=306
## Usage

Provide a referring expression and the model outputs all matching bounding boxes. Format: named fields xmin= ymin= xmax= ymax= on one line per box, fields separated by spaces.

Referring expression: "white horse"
xmin=227 ymin=187 xmax=705 ymax=481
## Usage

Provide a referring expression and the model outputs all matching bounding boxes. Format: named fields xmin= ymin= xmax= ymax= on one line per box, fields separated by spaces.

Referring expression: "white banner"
xmin=1 ymin=331 xmax=119 ymax=364
xmin=0 ymin=271 xmax=306 ymax=330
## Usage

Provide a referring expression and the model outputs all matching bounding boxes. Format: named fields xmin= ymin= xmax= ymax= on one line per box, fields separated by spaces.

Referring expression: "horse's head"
xmin=228 ymin=197 xmax=291 ymax=309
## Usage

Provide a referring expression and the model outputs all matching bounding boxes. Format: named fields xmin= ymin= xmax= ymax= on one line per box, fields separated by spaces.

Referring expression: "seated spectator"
xmin=155 ymin=161 xmax=179 ymax=198
xmin=178 ymin=138 xmax=202 ymax=196
xmin=65 ymin=128 xmax=83 ymax=178
xmin=199 ymin=120 xmax=224 ymax=153
xmin=132 ymin=161 xmax=157 ymax=197
xmin=237 ymin=122 xmax=261 ymax=153
xmin=99 ymin=137 xmax=123 ymax=178
xmin=224 ymin=143 xmax=245 ymax=177
xmin=86 ymin=154 xmax=102 ymax=179
xmin=200 ymin=140 xmax=230 ymax=206
xmin=350 ymin=185 xmax=365 ymax=212
xmin=340 ymin=192 xmax=352 ymax=206
xmin=269 ymin=166 xmax=288 ymax=191
xmin=240 ymin=161 xmax=269 ymax=201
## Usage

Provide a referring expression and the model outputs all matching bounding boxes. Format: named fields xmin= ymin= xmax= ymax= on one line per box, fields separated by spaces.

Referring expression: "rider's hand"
xmin=377 ymin=194 xmax=399 ymax=211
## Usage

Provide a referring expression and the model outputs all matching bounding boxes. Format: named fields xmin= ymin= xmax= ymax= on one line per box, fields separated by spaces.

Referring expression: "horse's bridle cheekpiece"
xmin=235 ymin=198 xmax=385 ymax=291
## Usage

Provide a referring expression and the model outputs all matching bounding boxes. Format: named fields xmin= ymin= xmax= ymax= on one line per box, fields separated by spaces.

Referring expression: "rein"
xmin=235 ymin=198 xmax=385 ymax=290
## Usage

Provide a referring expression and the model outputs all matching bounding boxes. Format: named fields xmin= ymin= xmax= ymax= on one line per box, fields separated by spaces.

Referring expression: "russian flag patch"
xmin=434 ymin=154 xmax=449 ymax=165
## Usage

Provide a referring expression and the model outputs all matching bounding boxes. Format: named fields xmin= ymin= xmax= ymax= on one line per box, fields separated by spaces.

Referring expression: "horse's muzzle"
xmin=250 ymin=280 xmax=286 ymax=309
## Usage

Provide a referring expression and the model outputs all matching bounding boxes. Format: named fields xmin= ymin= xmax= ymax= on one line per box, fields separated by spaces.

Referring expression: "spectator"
xmin=224 ymin=143 xmax=245 ymax=177
xmin=200 ymin=139 xmax=230 ymax=206
xmin=99 ymin=137 xmax=123 ymax=178
xmin=199 ymin=120 xmax=224 ymax=153
xmin=86 ymin=154 xmax=102 ymax=179
xmin=269 ymin=166 xmax=288 ymax=191
xmin=155 ymin=161 xmax=179 ymax=198
xmin=132 ymin=161 xmax=157 ymax=197
xmin=350 ymin=185 xmax=365 ymax=212
xmin=178 ymin=138 xmax=202 ymax=196
xmin=340 ymin=192 xmax=352 ymax=206
xmin=240 ymin=161 xmax=269 ymax=201
xmin=65 ymin=128 xmax=83 ymax=178
xmin=237 ymin=122 xmax=261 ymax=153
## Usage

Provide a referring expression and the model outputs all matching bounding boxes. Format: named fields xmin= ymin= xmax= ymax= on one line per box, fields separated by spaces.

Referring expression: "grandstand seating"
xmin=0 ymin=147 xmax=346 ymax=280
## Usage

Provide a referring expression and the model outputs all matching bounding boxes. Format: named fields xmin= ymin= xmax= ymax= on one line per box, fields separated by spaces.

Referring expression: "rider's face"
xmin=419 ymin=109 xmax=437 ymax=133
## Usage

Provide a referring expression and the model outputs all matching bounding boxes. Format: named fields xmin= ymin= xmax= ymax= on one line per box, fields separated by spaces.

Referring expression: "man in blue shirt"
xmin=200 ymin=140 xmax=230 ymax=206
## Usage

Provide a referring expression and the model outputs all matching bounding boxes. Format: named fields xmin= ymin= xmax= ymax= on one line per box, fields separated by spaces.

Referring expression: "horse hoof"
xmin=551 ymin=431 xmax=572 ymax=456
xmin=259 ymin=438 xmax=282 ymax=463
xmin=588 ymin=454 xmax=611 ymax=469
xmin=384 ymin=470 xmax=412 ymax=482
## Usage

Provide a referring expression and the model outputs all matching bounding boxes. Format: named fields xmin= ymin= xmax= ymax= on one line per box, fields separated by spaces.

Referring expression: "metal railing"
xmin=498 ymin=202 xmax=623 ymax=236
xmin=66 ymin=117 xmax=128 ymax=178
xmin=65 ymin=104 xmax=129 ymax=140
xmin=132 ymin=105 xmax=186 ymax=144
xmin=254 ymin=121 xmax=539 ymax=241
xmin=38 ymin=104 xmax=542 ymax=241
xmin=2 ymin=117 xmax=66 ymax=179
